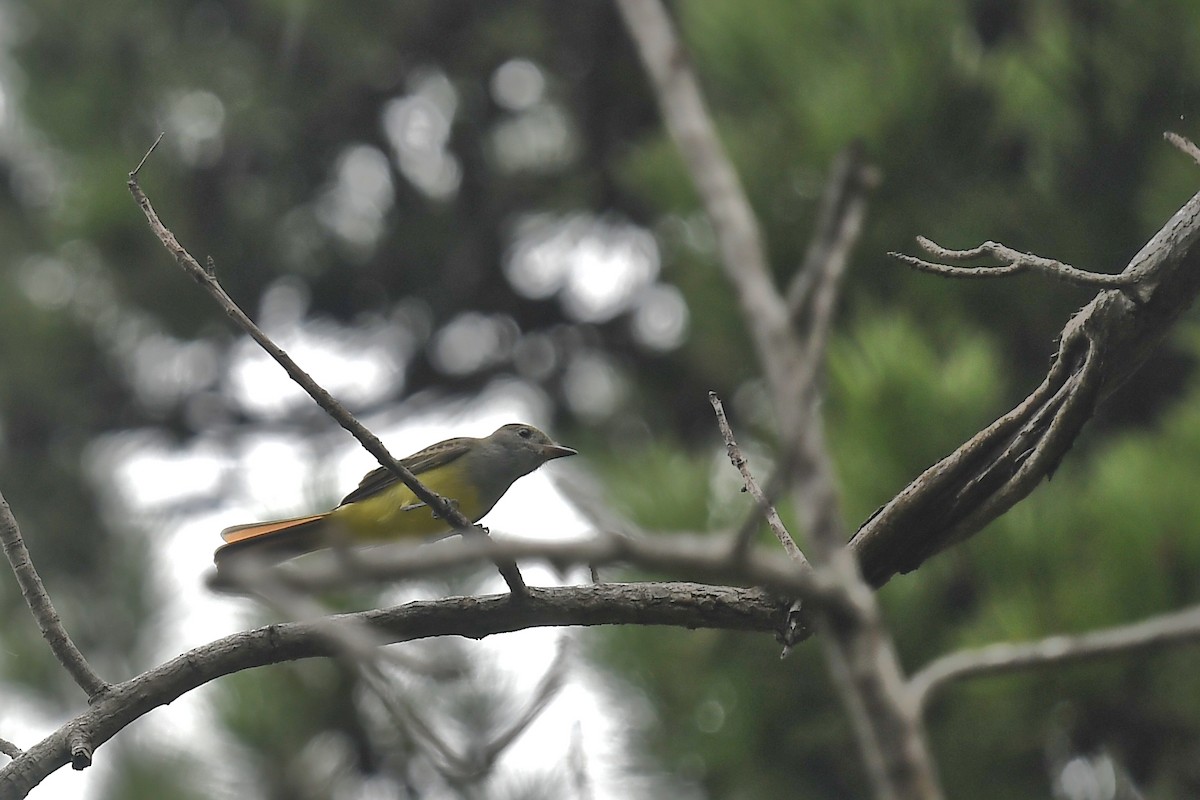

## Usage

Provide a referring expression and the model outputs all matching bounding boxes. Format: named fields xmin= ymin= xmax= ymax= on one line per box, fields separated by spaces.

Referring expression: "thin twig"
xmin=894 ymin=237 xmax=1136 ymax=288
xmin=1165 ymin=130 xmax=1200 ymax=168
xmin=790 ymin=148 xmax=875 ymax=442
xmin=911 ymin=602 xmax=1200 ymax=711
xmin=0 ymin=490 xmax=109 ymax=701
xmin=130 ymin=132 xmax=164 ymax=176
xmin=708 ymin=392 xmax=805 ymax=564
xmin=787 ymin=142 xmax=876 ymax=321
xmin=127 ymin=147 xmax=527 ymax=595
xmin=785 ymin=148 xmax=861 ymax=557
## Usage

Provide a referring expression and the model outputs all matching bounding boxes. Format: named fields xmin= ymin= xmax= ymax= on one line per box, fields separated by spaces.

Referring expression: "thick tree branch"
xmin=852 ymin=184 xmax=1200 ymax=587
xmin=127 ymin=147 xmax=527 ymax=595
xmin=0 ymin=490 xmax=109 ymax=701
xmin=0 ymin=582 xmax=784 ymax=798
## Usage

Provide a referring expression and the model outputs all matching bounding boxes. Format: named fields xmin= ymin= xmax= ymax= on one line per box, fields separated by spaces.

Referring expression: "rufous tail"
xmin=214 ymin=513 xmax=329 ymax=571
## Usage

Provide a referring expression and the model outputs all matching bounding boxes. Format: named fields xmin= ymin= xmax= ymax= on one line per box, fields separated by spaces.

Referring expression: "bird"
xmin=214 ymin=423 xmax=575 ymax=570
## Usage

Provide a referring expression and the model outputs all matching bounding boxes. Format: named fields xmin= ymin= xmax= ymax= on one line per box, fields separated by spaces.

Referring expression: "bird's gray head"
xmin=478 ymin=423 xmax=577 ymax=482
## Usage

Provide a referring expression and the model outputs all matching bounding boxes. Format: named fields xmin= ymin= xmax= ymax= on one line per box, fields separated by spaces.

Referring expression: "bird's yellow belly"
xmin=327 ymin=463 xmax=486 ymax=542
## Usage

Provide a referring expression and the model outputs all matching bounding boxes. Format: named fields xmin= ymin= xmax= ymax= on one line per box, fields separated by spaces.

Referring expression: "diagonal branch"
xmin=614 ymin=2 xmax=940 ymax=798
xmin=0 ymin=490 xmax=109 ymax=701
xmin=853 ymin=184 xmax=1200 ymax=587
xmin=1165 ymin=131 xmax=1200 ymax=168
xmin=126 ymin=144 xmax=527 ymax=595
xmin=610 ymin=0 xmax=797 ymax=416
xmin=787 ymin=141 xmax=877 ymax=325
xmin=709 ymin=392 xmax=806 ymax=564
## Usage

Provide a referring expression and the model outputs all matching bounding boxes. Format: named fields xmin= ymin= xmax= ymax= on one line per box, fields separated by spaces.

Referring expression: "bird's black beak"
xmin=541 ymin=443 xmax=578 ymax=460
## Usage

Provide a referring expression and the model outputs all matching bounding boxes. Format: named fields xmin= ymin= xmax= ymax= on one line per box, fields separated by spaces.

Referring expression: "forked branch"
xmin=854 ymin=179 xmax=1200 ymax=586
xmin=892 ymin=237 xmax=1137 ymax=288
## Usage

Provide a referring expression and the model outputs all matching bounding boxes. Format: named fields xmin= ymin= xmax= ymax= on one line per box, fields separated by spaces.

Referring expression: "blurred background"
xmin=3 ymin=0 xmax=1200 ymax=797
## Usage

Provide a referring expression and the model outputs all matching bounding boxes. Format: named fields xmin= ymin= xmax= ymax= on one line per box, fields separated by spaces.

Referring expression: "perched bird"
xmin=214 ymin=423 xmax=575 ymax=570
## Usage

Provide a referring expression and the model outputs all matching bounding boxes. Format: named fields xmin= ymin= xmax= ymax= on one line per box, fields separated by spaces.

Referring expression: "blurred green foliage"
xmin=1 ymin=0 xmax=1200 ymax=797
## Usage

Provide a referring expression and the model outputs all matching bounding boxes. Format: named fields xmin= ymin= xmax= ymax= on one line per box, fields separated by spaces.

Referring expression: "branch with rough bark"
xmin=0 ymin=582 xmax=785 ymax=797
xmin=852 ymin=177 xmax=1200 ymax=587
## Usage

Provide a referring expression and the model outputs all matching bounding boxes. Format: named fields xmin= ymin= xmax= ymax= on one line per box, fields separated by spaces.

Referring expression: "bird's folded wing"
xmin=338 ymin=436 xmax=475 ymax=505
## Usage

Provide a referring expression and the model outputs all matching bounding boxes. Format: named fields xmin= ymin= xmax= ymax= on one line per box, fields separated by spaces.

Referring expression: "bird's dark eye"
xmin=517 ymin=427 xmax=532 ymax=439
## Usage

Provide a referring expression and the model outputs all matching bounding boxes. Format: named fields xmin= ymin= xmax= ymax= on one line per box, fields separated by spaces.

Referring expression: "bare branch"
xmin=0 ymin=739 xmax=22 ymax=761
xmin=615 ymin=2 xmax=940 ymax=796
xmin=853 ymin=186 xmax=1200 ymax=587
xmin=126 ymin=152 xmax=527 ymax=595
xmin=708 ymin=392 xmax=806 ymax=564
xmin=614 ymin=0 xmax=841 ymax=547
xmin=911 ymin=602 xmax=1200 ymax=711
xmin=893 ymin=237 xmax=1136 ymax=288
xmin=0 ymin=490 xmax=109 ymax=701
xmin=129 ymin=131 xmax=164 ymax=176
xmin=1165 ymin=130 xmax=1200 ymax=167
xmin=0 ymin=582 xmax=786 ymax=797
xmin=787 ymin=142 xmax=876 ymax=323
xmin=612 ymin=0 xmax=798 ymax=419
